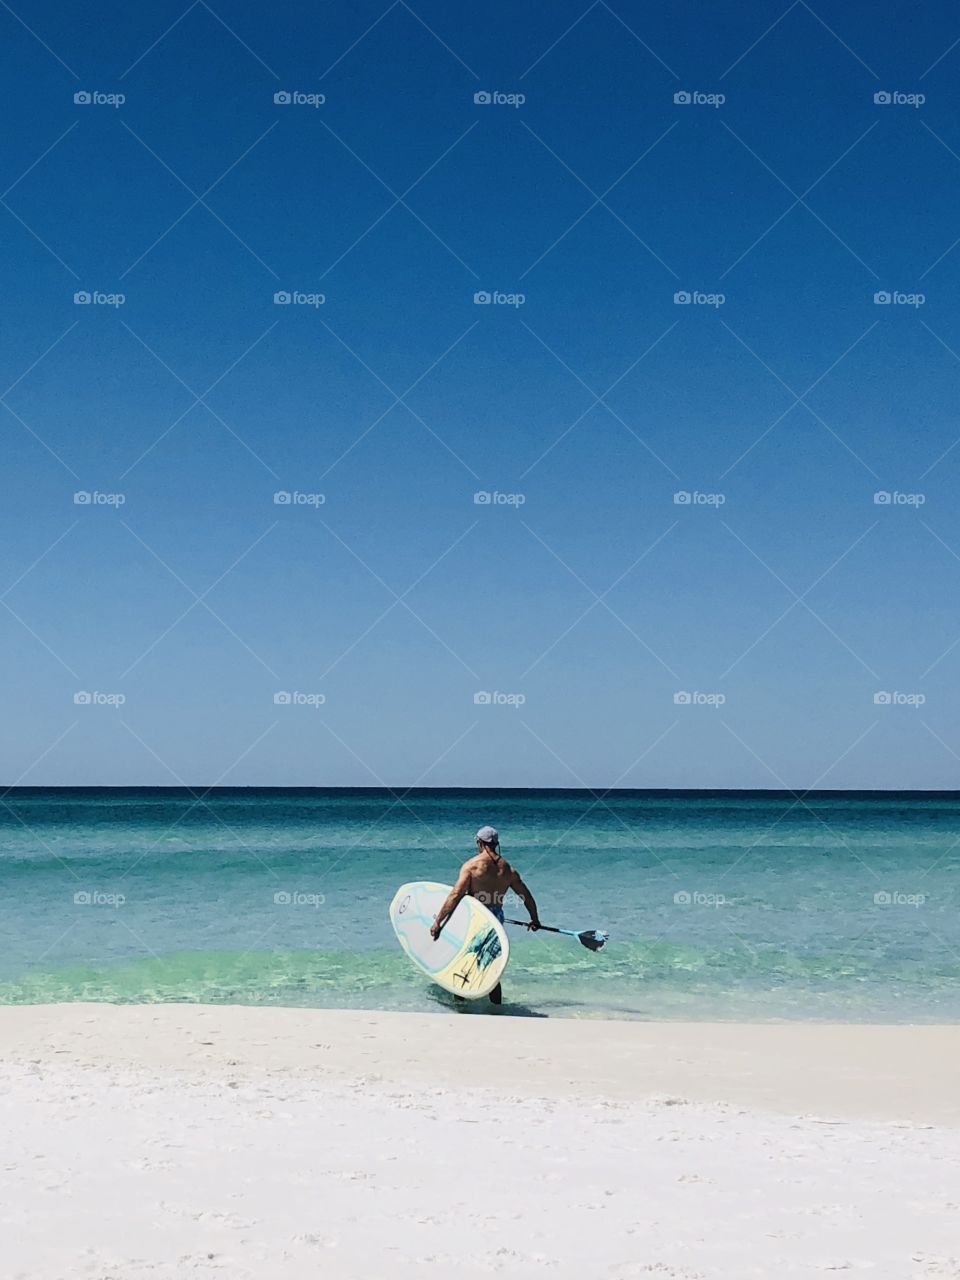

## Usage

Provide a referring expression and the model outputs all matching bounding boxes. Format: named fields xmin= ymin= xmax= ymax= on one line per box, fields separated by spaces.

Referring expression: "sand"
xmin=2 ymin=1005 xmax=959 ymax=1279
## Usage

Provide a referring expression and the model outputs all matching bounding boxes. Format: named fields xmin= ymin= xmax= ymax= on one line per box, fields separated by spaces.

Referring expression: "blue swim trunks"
xmin=489 ymin=905 xmax=504 ymax=924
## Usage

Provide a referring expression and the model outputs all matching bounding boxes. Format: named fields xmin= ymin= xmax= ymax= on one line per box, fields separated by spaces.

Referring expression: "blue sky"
xmin=2 ymin=0 xmax=960 ymax=787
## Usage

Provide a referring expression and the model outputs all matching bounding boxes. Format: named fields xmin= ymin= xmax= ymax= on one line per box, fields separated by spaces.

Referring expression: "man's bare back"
xmin=456 ymin=849 xmax=521 ymax=909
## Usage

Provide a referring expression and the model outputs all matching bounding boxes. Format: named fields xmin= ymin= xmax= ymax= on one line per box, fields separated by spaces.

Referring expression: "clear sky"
xmin=2 ymin=0 xmax=960 ymax=788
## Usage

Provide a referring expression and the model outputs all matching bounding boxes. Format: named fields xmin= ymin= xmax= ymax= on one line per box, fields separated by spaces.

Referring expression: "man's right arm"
xmin=431 ymin=864 xmax=472 ymax=939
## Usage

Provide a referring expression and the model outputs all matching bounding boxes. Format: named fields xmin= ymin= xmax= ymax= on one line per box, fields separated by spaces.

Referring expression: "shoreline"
xmin=3 ymin=1003 xmax=958 ymax=1124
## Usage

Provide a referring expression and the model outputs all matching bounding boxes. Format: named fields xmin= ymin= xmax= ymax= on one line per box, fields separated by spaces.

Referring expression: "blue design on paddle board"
xmin=466 ymin=926 xmax=502 ymax=969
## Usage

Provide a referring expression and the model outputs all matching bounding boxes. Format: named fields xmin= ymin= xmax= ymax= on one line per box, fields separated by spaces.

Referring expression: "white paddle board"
xmin=389 ymin=880 xmax=509 ymax=999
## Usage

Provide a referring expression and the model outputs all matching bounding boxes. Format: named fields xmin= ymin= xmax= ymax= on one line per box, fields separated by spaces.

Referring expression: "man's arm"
xmin=511 ymin=870 xmax=541 ymax=930
xmin=430 ymin=864 xmax=472 ymax=939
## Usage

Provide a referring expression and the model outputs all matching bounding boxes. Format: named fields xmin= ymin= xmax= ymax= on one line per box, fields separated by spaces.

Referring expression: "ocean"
xmin=2 ymin=788 xmax=958 ymax=1021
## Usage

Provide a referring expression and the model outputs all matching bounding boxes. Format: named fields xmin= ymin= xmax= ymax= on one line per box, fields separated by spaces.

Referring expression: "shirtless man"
xmin=430 ymin=825 xmax=540 ymax=1005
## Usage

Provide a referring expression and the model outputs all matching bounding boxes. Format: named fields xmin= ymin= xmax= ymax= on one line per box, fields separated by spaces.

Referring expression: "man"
xmin=430 ymin=825 xmax=540 ymax=1005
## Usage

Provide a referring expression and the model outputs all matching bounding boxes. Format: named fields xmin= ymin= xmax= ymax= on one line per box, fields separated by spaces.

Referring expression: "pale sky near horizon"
xmin=3 ymin=0 xmax=960 ymax=788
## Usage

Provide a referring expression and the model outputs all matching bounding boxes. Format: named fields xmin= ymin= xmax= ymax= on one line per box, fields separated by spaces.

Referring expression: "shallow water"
xmin=2 ymin=787 xmax=959 ymax=1020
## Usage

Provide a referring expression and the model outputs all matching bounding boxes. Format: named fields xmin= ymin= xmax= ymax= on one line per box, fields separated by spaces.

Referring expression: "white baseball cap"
xmin=475 ymin=825 xmax=499 ymax=846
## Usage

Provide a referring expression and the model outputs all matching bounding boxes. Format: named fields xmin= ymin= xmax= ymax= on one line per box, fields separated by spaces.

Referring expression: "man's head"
xmin=475 ymin=824 xmax=500 ymax=855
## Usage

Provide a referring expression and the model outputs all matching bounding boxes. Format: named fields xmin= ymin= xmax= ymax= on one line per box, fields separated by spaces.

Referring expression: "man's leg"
xmin=489 ymin=906 xmax=505 ymax=1004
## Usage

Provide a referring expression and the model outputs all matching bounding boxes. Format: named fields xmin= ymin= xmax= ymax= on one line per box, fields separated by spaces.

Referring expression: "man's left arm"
xmin=511 ymin=871 xmax=541 ymax=930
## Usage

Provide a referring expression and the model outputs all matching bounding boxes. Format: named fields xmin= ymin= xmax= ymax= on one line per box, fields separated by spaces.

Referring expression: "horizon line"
xmin=2 ymin=784 xmax=959 ymax=796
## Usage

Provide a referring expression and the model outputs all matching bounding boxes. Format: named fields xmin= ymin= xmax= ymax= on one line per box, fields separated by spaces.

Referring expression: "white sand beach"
xmin=2 ymin=1005 xmax=959 ymax=1279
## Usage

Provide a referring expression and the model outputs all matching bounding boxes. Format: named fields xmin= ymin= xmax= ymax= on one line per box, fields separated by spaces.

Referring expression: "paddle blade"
xmin=578 ymin=930 xmax=609 ymax=952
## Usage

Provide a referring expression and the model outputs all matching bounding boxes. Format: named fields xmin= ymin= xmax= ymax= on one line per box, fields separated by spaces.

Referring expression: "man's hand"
xmin=430 ymin=919 xmax=442 ymax=940
xmin=526 ymin=918 xmax=541 ymax=932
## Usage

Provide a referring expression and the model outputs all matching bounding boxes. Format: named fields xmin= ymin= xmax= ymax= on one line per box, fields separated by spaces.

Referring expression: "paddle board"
xmin=389 ymin=881 xmax=509 ymax=999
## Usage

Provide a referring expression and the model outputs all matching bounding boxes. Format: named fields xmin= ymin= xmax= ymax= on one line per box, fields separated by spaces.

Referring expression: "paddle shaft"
xmin=504 ymin=917 xmax=578 ymax=938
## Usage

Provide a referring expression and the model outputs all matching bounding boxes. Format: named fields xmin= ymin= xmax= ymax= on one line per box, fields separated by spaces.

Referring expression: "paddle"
xmin=504 ymin=918 xmax=609 ymax=952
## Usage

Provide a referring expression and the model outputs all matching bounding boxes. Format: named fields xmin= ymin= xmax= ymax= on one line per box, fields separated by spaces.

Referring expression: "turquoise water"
xmin=2 ymin=788 xmax=959 ymax=1021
